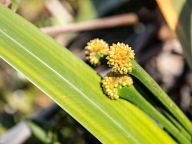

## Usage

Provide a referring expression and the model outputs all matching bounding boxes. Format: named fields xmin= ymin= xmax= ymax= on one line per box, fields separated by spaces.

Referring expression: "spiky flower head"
xmin=106 ymin=42 xmax=135 ymax=74
xmin=85 ymin=38 xmax=109 ymax=65
xmin=102 ymin=72 xmax=133 ymax=100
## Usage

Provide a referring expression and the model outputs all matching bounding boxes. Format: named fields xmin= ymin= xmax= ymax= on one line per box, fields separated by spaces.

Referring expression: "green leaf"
xmin=0 ymin=5 xmax=176 ymax=144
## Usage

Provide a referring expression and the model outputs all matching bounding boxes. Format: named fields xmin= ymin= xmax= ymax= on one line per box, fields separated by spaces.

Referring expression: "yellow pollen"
xmin=106 ymin=42 xmax=135 ymax=74
xmin=85 ymin=38 xmax=109 ymax=65
xmin=102 ymin=72 xmax=133 ymax=100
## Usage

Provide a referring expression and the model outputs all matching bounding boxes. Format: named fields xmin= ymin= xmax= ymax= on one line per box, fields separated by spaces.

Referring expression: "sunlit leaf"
xmin=0 ymin=5 xmax=176 ymax=144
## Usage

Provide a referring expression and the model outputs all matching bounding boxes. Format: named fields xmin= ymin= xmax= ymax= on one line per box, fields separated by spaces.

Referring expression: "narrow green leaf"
xmin=0 ymin=5 xmax=176 ymax=144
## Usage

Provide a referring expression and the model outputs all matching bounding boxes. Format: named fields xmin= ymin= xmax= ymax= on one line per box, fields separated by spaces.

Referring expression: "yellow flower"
xmin=102 ymin=72 xmax=133 ymax=100
xmin=85 ymin=38 xmax=109 ymax=65
xmin=106 ymin=42 xmax=135 ymax=74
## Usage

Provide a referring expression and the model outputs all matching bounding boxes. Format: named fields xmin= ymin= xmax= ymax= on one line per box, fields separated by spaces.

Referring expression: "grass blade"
xmin=0 ymin=5 xmax=176 ymax=144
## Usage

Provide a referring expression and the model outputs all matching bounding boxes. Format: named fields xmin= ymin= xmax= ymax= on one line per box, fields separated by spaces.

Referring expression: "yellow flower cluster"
xmin=102 ymin=72 xmax=133 ymax=99
xmin=85 ymin=38 xmax=109 ymax=65
xmin=107 ymin=42 xmax=134 ymax=74
xmin=84 ymin=39 xmax=135 ymax=99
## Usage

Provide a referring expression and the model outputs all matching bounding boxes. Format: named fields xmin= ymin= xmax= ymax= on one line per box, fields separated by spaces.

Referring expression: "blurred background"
xmin=0 ymin=0 xmax=191 ymax=143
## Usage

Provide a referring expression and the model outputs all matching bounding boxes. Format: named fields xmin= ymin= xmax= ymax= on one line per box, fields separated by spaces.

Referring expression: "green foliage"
xmin=0 ymin=5 xmax=177 ymax=144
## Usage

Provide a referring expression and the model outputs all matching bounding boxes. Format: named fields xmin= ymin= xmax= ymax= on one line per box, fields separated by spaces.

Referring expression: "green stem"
xmin=161 ymin=109 xmax=191 ymax=141
xmin=134 ymin=78 xmax=191 ymax=141
xmin=131 ymin=60 xmax=192 ymax=135
xmin=118 ymin=86 xmax=190 ymax=144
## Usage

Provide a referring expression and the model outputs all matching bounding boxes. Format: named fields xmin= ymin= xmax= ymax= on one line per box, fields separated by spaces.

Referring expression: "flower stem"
xmin=118 ymin=85 xmax=190 ymax=144
xmin=131 ymin=60 xmax=192 ymax=135
xmin=161 ymin=109 xmax=191 ymax=141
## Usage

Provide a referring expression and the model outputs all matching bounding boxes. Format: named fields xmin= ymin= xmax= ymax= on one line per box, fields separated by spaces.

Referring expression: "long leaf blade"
xmin=0 ymin=5 xmax=176 ymax=144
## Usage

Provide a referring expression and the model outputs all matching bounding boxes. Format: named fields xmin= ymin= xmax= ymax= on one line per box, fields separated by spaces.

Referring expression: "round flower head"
xmin=106 ymin=42 xmax=135 ymax=74
xmin=85 ymin=38 xmax=109 ymax=65
xmin=102 ymin=72 xmax=133 ymax=100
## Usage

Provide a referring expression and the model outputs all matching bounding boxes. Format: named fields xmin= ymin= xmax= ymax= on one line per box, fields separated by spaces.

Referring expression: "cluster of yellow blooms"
xmin=84 ymin=38 xmax=135 ymax=99
xmin=85 ymin=39 xmax=109 ymax=65
xmin=107 ymin=42 xmax=134 ymax=74
xmin=102 ymin=72 xmax=133 ymax=99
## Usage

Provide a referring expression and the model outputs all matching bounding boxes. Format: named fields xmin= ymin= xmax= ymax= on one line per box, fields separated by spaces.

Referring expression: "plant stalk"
xmin=131 ymin=60 xmax=192 ymax=135
xmin=118 ymin=86 xmax=190 ymax=144
xmin=161 ymin=109 xmax=191 ymax=141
